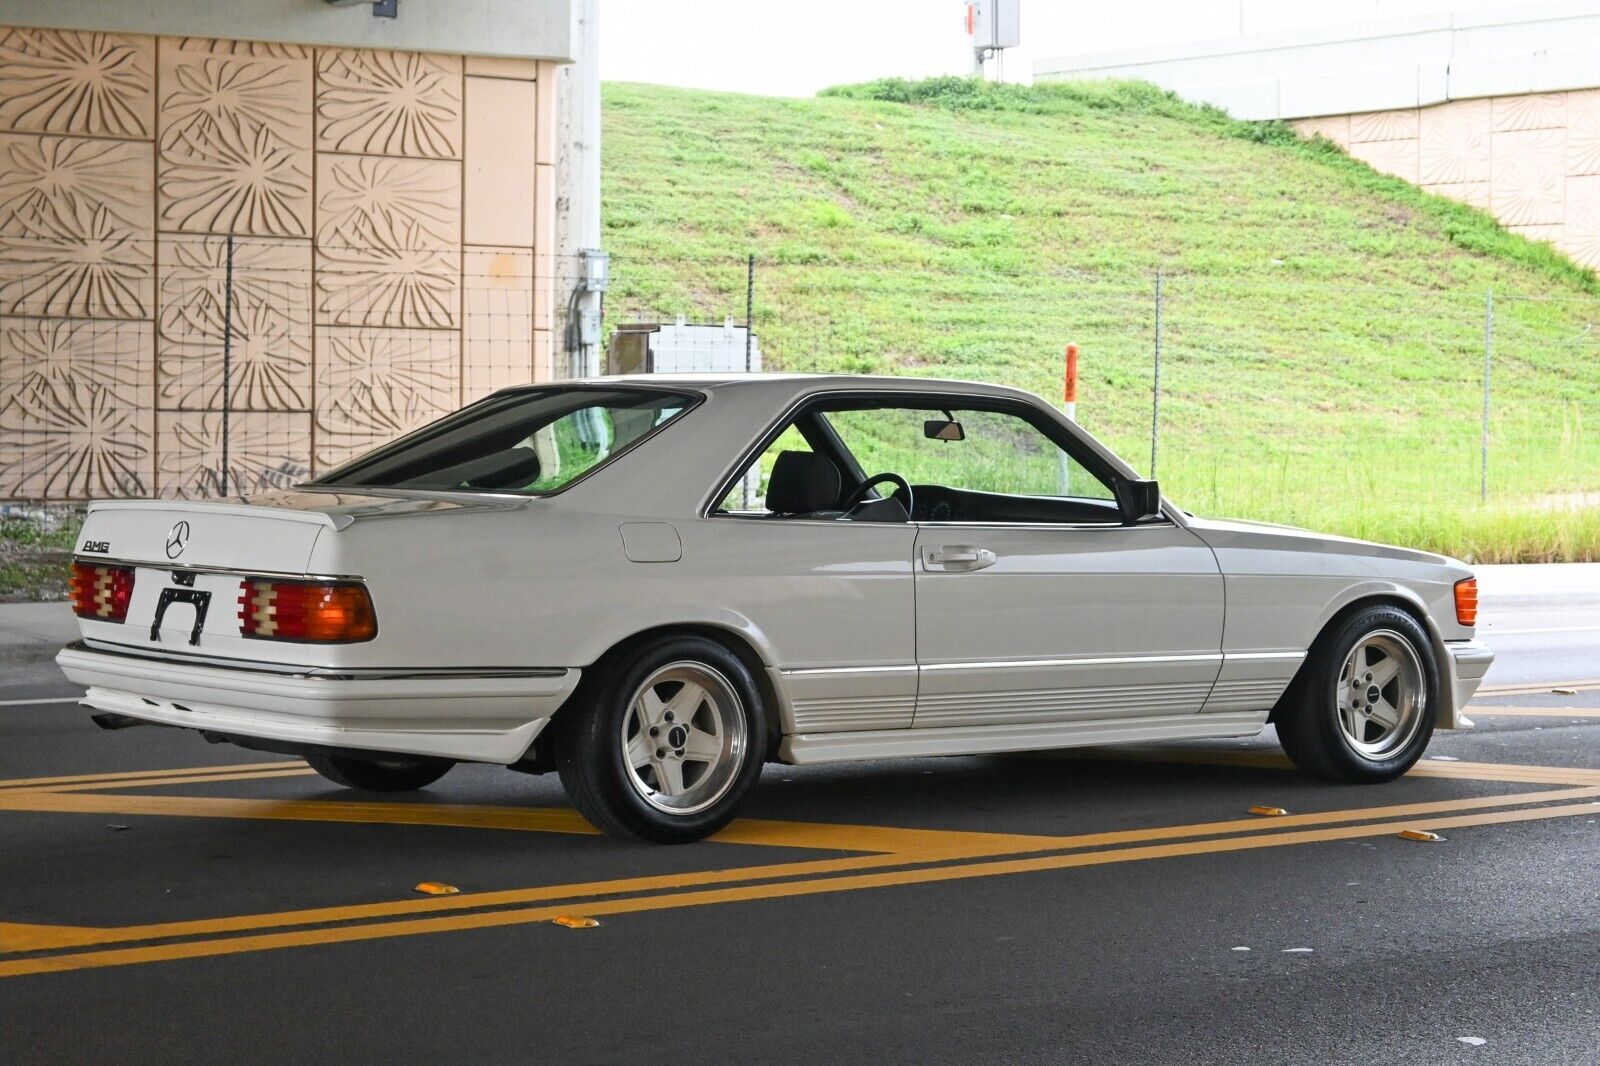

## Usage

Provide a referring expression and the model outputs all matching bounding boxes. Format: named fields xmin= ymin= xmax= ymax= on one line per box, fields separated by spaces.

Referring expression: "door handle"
xmin=923 ymin=545 xmax=997 ymax=571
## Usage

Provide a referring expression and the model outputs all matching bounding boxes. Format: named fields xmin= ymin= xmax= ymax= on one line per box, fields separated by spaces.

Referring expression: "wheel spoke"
xmin=625 ymin=730 xmax=654 ymax=770
xmin=1369 ymin=655 xmax=1401 ymax=688
xmin=680 ymin=725 xmax=722 ymax=764
xmin=1367 ymin=698 xmax=1401 ymax=731
xmin=654 ymin=755 xmax=686 ymax=796
xmin=663 ymin=681 xmax=708 ymax=722
xmin=1341 ymin=703 xmax=1365 ymax=742
xmin=638 ymin=686 xmax=667 ymax=724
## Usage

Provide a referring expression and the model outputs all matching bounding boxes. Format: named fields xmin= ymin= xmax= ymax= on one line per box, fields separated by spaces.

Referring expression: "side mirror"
xmin=1113 ymin=477 xmax=1162 ymax=524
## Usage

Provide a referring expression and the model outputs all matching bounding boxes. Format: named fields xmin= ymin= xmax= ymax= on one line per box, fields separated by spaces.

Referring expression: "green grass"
xmin=601 ymin=77 xmax=1600 ymax=561
xmin=0 ymin=512 xmax=80 ymax=601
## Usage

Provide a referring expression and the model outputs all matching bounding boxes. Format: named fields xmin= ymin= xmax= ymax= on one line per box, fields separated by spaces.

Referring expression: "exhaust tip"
xmin=89 ymin=712 xmax=146 ymax=731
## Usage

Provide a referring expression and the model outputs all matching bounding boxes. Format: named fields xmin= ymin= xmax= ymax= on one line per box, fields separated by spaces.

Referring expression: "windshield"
xmin=312 ymin=387 xmax=696 ymax=495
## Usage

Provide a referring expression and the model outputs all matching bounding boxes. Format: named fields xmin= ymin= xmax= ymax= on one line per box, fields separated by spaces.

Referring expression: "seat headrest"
xmin=765 ymin=450 xmax=842 ymax=514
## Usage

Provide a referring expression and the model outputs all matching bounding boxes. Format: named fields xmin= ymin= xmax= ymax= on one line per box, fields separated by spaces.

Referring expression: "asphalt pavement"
xmin=1 ymin=565 xmax=1597 ymax=1064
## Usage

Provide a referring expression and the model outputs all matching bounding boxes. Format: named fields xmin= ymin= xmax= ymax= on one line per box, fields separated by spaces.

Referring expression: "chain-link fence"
xmin=7 ymin=236 xmax=1596 ymax=555
xmin=601 ymin=252 xmax=1600 ymax=550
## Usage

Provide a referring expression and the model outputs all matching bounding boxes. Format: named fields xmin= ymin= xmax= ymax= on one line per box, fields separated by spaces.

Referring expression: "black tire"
xmin=1276 ymin=604 xmax=1439 ymax=783
xmin=305 ymin=753 xmax=453 ymax=792
xmin=554 ymin=635 xmax=768 ymax=844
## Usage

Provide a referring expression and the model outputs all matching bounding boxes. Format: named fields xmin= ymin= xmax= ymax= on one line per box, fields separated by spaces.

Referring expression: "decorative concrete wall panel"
xmin=0 ymin=317 xmax=153 ymax=497
xmin=1568 ymin=89 xmax=1600 ymax=176
xmin=1419 ymin=99 xmax=1491 ymax=185
xmin=0 ymin=23 xmax=560 ymax=501
xmin=156 ymin=410 xmax=310 ymax=498
xmin=464 ymin=76 xmax=536 ymax=247
xmin=156 ymin=234 xmax=312 ymax=411
xmin=156 ymin=39 xmax=314 ymax=237
xmin=1491 ymin=93 xmax=1565 ymax=132
xmin=0 ymin=133 xmax=155 ymax=318
xmin=1348 ymin=136 xmax=1419 ymax=183
xmin=313 ymin=326 xmax=458 ymax=470
xmin=1350 ymin=109 xmax=1417 ymax=143
xmin=1421 ymin=181 xmax=1491 ymax=209
xmin=1491 ymin=128 xmax=1566 ymax=226
xmin=315 ymin=49 xmax=462 ymax=159
xmin=1563 ymin=174 xmax=1600 ymax=267
xmin=1292 ymin=114 xmax=1349 ymax=147
xmin=314 ymin=154 xmax=461 ymax=328
xmin=0 ymin=27 xmax=154 ymax=139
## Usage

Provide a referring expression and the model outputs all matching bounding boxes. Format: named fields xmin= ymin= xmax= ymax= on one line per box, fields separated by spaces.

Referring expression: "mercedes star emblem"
xmin=165 ymin=520 xmax=190 ymax=560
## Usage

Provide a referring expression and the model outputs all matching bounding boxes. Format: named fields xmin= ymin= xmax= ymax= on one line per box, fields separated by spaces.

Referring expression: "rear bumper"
xmin=1445 ymin=638 xmax=1494 ymax=728
xmin=55 ymin=642 xmax=580 ymax=764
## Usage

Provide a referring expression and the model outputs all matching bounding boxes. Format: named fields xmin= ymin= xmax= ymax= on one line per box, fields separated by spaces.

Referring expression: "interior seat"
xmin=763 ymin=450 xmax=843 ymax=518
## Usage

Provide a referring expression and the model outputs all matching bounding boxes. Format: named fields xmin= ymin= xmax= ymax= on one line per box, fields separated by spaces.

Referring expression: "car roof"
xmin=564 ymin=372 xmax=1035 ymax=401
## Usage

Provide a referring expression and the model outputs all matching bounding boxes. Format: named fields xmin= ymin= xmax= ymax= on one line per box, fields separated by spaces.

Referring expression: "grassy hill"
xmin=601 ymin=78 xmax=1600 ymax=560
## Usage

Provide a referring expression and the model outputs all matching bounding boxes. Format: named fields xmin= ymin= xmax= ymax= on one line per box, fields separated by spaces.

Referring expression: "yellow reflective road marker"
xmin=552 ymin=915 xmax=599 ymax=929
xmin=1248 ymin=806 xmax=1288 ymax=817
xmin=1398 ymin=829 xmax=1444 ymax=842
xmin=414 ymin=882 xmax=459 ymax=896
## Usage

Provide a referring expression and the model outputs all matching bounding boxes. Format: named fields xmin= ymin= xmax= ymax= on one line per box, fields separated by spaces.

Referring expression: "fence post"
xmin=1481 ymin=287 xmax=1492 ymax=502
xmin=221 ymin=233 xmax=234 ymax=496
xmin=1151 ymin=269 xmax=1163 ymax=478
xmin=745 ymin=253 xmax=755 ymax=372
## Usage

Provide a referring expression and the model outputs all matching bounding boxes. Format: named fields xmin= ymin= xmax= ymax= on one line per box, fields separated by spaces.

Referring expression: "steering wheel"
xmin=840 ymin=472 xmax=913 ymax=519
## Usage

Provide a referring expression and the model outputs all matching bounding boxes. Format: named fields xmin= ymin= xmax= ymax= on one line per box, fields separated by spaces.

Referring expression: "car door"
xmin=823 ymin=401 xmax=1225 ymax=731
xmin=703 ymin=418 xmax=919 ymax=735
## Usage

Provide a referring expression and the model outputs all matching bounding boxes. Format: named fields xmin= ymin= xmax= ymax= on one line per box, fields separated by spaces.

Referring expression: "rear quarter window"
xmin=312 ymin=387 xmax=697 ymax=495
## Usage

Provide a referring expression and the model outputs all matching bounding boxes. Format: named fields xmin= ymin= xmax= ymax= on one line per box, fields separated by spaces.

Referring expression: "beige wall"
xmin=0 ymin=25 xmax=562 ymax=500
xmin=1295 ymin=89 xmax=1600 ymax=270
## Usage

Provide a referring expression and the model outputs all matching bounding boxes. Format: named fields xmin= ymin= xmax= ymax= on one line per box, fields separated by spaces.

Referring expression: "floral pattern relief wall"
xmin=0 ymin=26 xmax=559 ymax=500
xmin=1294 ymin=89 xmax=1600 ymax=271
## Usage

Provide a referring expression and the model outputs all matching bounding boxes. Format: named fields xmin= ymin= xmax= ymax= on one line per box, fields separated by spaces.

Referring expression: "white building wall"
xmin=1034 ymin=1 xmax=1600 ymax=121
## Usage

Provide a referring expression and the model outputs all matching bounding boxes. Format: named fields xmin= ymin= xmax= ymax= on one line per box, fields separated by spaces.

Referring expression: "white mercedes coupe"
xmin=59 ymin=375 xmax=1493 ymax=842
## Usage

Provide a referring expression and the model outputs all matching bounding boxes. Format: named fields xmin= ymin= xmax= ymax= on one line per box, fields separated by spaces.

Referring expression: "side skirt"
xmin=778 ymin=710 xmax=1270 ymax=765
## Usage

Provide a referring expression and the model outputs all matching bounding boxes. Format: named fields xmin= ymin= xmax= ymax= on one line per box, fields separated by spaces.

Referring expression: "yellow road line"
xmin=34 ymin=767 xmax=318 ymax=793
xmin=0 ymin=761 xmax=303 ymax=791
xmin=4 ymin=785 xmax=1593 ymax=953
xmin=1467 ymin=706 xmax=1600 ymax=719
xmin=1039 ymin=747 xmax=1600 ymax=787
xmin=5 ymin=798 xmax=1596 ymax=979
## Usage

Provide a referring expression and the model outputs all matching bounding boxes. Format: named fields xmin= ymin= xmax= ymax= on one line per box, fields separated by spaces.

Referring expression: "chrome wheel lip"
xmin=1336 ymin=629 xmax=1426 ymax=759
xmin=620 ymin=660 xmax=748 ymax=817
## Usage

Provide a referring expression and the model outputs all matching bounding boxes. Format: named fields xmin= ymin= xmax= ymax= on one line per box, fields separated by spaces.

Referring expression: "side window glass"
xmin=822 ymin=407 xmax=1114 ymax=501
xmin=716 ymin=425 xmax=811 ymax=513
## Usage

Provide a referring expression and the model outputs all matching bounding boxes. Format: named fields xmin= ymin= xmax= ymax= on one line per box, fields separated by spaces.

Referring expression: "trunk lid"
xmin=74 ymin=499 xmax=340 ymax=662
xmin=78 ymin=499 xmax=337 ymax=574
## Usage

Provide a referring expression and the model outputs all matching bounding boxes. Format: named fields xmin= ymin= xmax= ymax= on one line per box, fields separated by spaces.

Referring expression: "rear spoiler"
xmin=84 ymin=499 xmax=354 ymax=531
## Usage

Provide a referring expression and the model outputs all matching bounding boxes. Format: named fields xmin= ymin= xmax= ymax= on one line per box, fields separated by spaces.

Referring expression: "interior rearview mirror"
xmin=1113 ymin=477 xmax=1162 ymax=524
xmin=923 ymin=419 xmax=965 ymax=442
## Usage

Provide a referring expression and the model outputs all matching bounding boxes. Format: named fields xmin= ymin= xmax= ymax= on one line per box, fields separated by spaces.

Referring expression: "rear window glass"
xmin=312 ymin=387 xmax=696 ymax=495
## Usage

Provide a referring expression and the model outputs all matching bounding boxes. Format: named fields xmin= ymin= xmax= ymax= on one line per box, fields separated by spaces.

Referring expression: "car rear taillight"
xmin=69 ymin=562 xmax=135 ymax=623
xmin=238 ymin=579 xmax=377 ymax=643
xmin=1454 ymin=577 xmax=1478 ymax=628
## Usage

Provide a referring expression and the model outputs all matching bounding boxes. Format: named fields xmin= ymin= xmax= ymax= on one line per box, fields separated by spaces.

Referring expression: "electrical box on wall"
xmin=967 ymin=0 xmax=1020 ymax=50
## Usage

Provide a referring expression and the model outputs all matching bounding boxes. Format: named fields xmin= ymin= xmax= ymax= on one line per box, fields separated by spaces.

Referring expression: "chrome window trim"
xmin=699 ymin=386 xmax=1145 ymax=522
